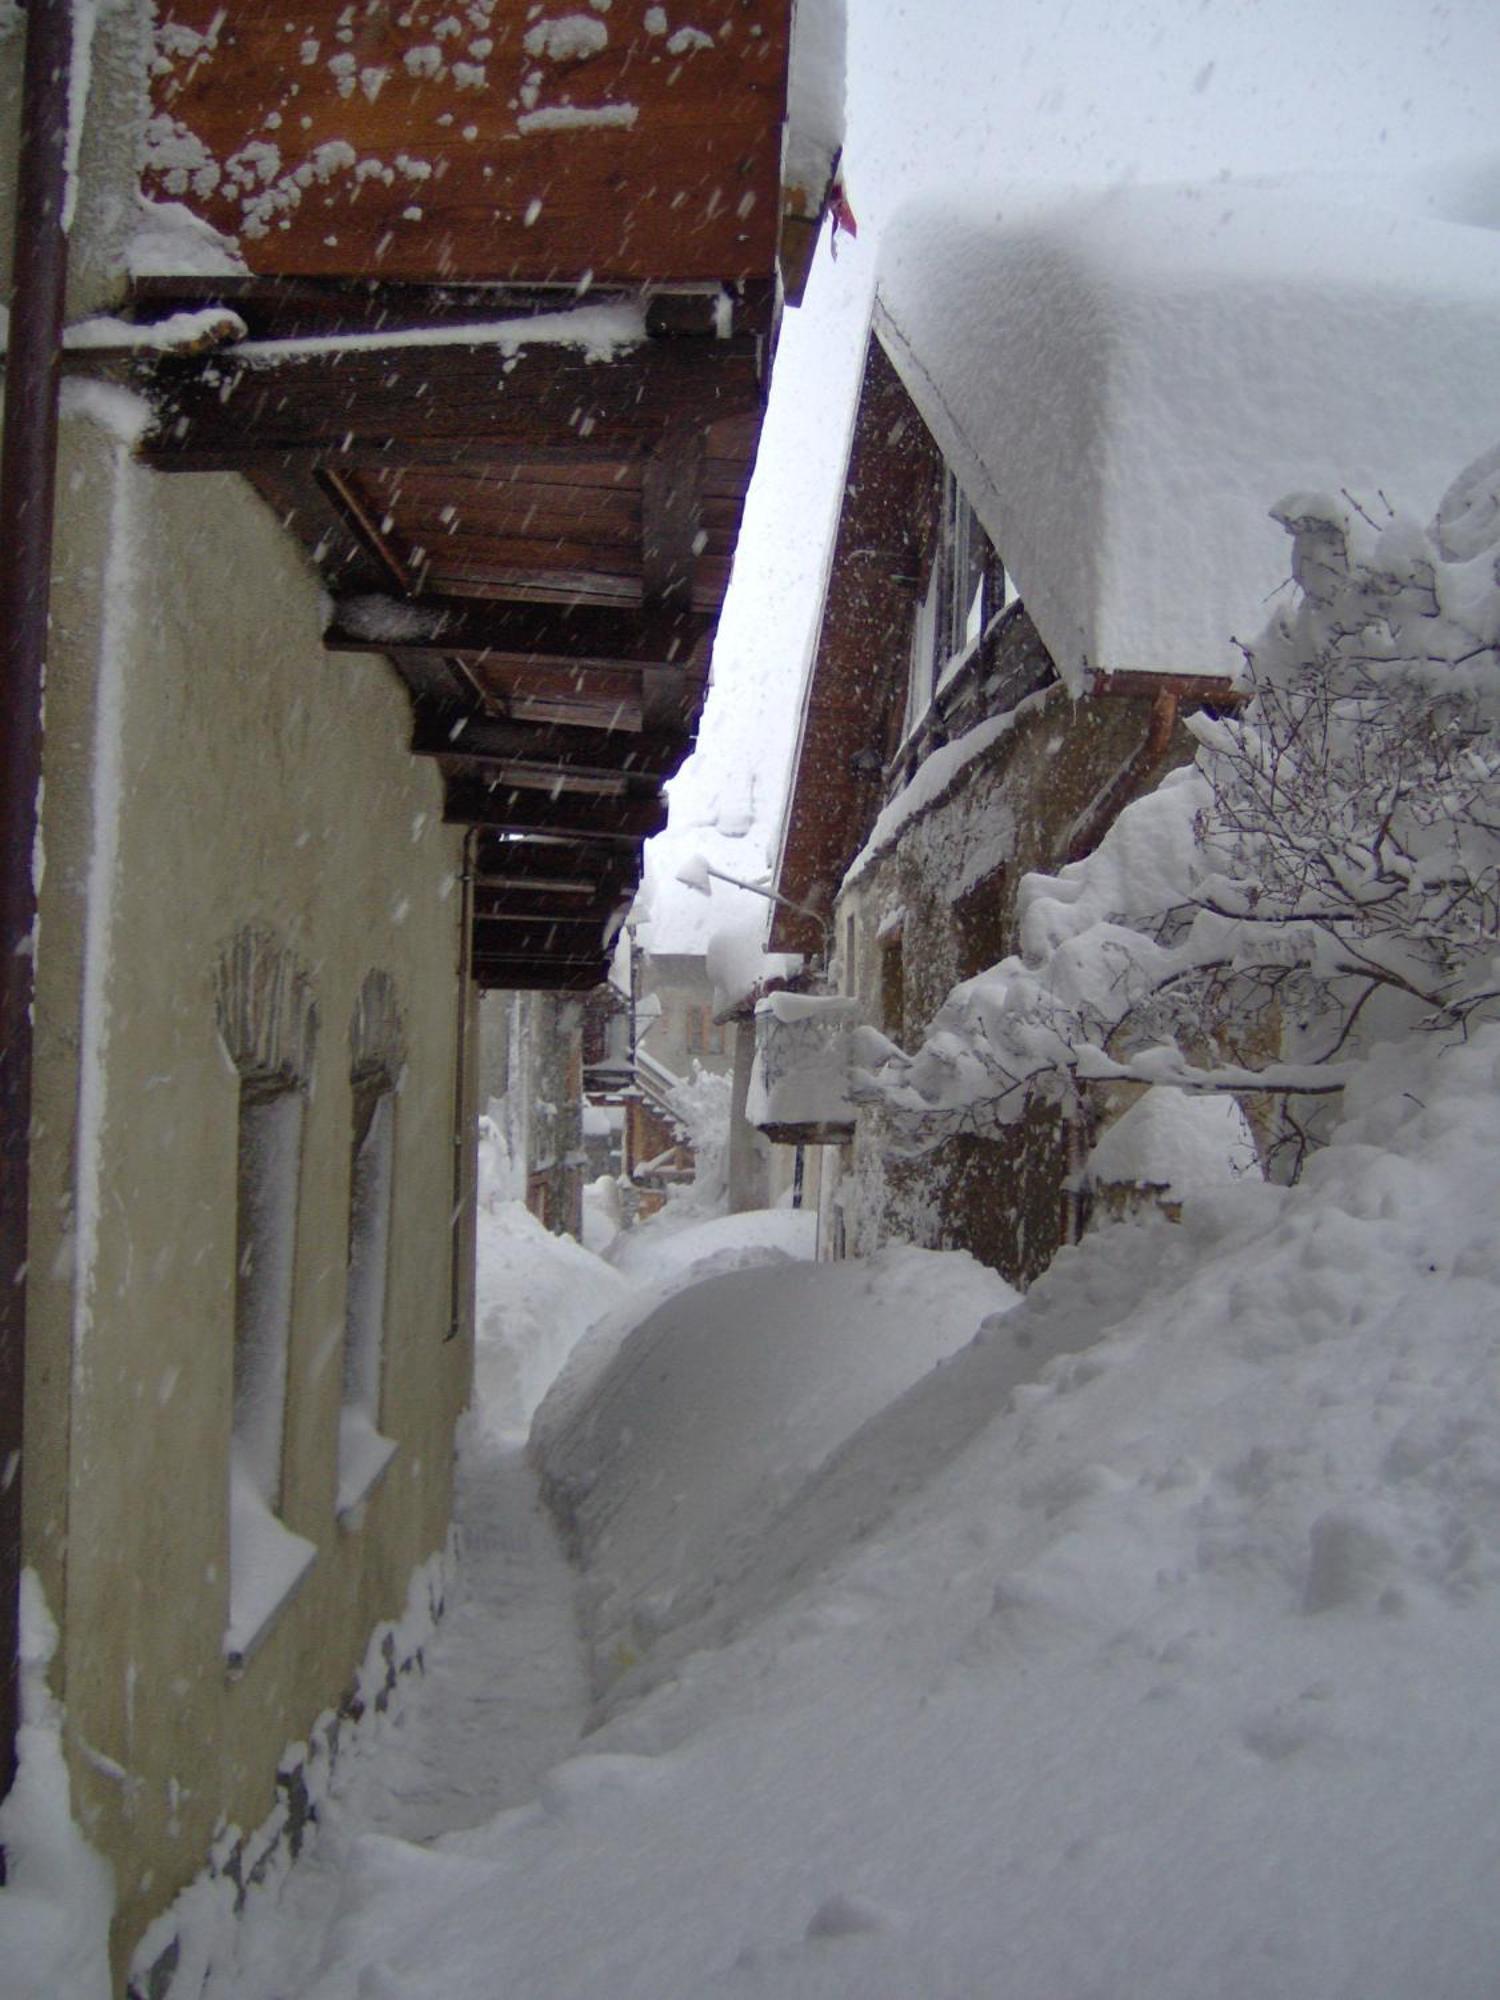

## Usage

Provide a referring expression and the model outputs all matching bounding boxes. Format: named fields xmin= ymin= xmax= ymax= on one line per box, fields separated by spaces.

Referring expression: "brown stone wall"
xmin=837 ymin=676 xmax=1203 ymax=1287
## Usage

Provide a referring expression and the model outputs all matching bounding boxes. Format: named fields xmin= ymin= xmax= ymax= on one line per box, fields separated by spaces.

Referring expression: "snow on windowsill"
xmin=845 ymin=685 xmax=1054 ymax=893
xmin=336 ymin=1408 xmax=400 ymax=1524
xmin=225 ymin=1458 xmax=318 ymax=1674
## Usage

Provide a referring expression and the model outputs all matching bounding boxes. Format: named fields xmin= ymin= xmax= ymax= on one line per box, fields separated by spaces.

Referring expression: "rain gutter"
xmin=0 ymin=0 xmax=76 ymax=1848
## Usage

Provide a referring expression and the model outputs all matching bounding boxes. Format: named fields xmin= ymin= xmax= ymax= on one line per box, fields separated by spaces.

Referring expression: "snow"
xmin=1086 ymin=1086 xmax=1260 ymax=1193
xmin=232 ymin=298 xmax=646 ymax=363
xmin=522 ymin=15 xmax=609 ymax=62
xmin=876 ymin=183 xmax=1500 ymax=691
xmin=636 ymin=235 xmax=874 ymax=958
xmin=0 ymin=1574 xmax=114 ymax=2000
xmin=534 ymin=1242 xmax=1018 ymax=1692
xmin=784 ymin=0 xmax=846 ymax=217
xmin=746 ymin=992 xmax=860 ymax=1130
xmin=844 ymin=689 xmax=1050 ymax=891
xmin=61 ymin=306 xmax=247 ymax=352
xmin=225 ymin=1461 xmax=318 ymax=1667
xmin=844 ymin=2 xmax=1500 ymax=243
xmin=175 ymin=1020 xmax=1500 ymax=2000
xmin=473 ymin=1197 xmax=628 ymax=1440
xmin=703 ymin=911 xmax=798 ymax=1016
xmin=516 ymin=102 xmax=638 ymax=135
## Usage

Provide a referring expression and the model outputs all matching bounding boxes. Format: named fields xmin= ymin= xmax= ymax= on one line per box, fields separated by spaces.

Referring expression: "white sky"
xmin=645 ymin=0 xmax=1500 ymax=953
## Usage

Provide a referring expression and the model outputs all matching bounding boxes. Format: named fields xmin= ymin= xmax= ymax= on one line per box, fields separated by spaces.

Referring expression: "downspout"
xmin=0 ymin=0 xmax=76 ymax=1845
xmin=448 ymin=828 xmax=477 ymax=1342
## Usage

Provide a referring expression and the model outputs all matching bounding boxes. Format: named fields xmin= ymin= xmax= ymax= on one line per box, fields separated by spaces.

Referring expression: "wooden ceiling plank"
xmin=473 ymin=959 xmax=609 ymax=995
xmin=641 ymin=426 xmax=705 ymax=610
xmin=420 ymin=571 xmax=643 ymax=610
xmin=327 ymin=597 xmax=710 ymax=669
xmin=413 ymin=711 xmax=689 ymax=778
xmin=444 ymin=781 xmax=667 ymax=839
xmin=318 ymin=468 xmax=420 ymax=595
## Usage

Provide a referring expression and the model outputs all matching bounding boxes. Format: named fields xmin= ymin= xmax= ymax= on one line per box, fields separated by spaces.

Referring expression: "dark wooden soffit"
xmin=771 ymin=336 xmax=943 ymax=956
xmin=121 ymin=292 xmax=767 ymax=986
xmin=129 ymin=1 xmax=812 ymax=988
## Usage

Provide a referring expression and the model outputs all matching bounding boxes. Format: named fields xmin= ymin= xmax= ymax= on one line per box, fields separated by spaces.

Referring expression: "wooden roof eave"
xmin=771 ymin=338 xmax=943 ymax=953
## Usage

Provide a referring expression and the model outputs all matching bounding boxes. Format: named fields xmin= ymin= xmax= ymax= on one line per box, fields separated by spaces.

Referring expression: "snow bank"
xmin=1087 ymin=1086 xmax=1260 ymax=1193
xmin=534 ymin=1244 xmax=1019 ymax=1688
xmin=473 ymin=1200 xmax=627 ymax=1439
xmin=784 ymin=0 xmax=846 ymax=219
xmin=255 ymin=1025 xmax=1500 ymax=2000
xmin=877 ymin=183 xmax=1500 ymax=689
xmin=605 ymin=1204 xmax=817 ymax=1287
xmin=0 ymin=1575 xmax=114 ymax=2000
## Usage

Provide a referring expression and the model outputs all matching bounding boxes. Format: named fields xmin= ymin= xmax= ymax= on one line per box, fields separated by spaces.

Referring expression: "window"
xmin=684 ymin=1004 xmax=726 ymax=1056
xmin=233 ymin=1082 xmax=305 ymax=1506
xmin=338 ymin=1081 xmax=397 ymax=1514
xmin=215 ymin=927 xmax=319 ymax=1669
xmin=906 ymin=469 xmax=1004 ymax=733
xmin=338 ymin=970 xmax=405 ymax=1516
xmin=879 ymin=926 xmax=905 ymax=1046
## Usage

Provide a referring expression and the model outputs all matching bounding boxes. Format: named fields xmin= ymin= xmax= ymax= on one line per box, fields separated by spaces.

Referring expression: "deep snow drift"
xmin=173 ymin=1019 xmax=1500 ymax=2000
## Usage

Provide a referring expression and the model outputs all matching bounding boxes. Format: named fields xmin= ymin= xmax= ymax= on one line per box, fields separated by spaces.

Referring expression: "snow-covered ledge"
xmin=224 ymin=1458 xmax=318 ymax=1675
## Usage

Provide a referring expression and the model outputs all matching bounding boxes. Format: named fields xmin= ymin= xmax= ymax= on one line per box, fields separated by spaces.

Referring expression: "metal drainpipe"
xmin=0 ymin=0 xmax=76 ymax=1842
xmin=447 ymin=829 xmax=477 ymax=1342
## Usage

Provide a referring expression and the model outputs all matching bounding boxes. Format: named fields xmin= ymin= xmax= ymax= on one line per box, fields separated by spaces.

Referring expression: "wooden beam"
xmin=138 ymin=336 xmax=763 ymax=471
xmin=128 ymin=275 xmax=642 ymax=340
xmin=444 ymin=781 xmax=667 ymax=839
xmin=414 ymin=711 xmax=690 ymax=779
xmin=475 ymin=890 xmax=625 ymax=922
xmin=327 ymin=598 xmax=711 ymax=670
xmin=472 ymin=833 xmax=638 ymax=889
xmin=472 ymin=914 xmax=615 ymax=951
xmin=473 ymin=958 xmax=609 ymax=995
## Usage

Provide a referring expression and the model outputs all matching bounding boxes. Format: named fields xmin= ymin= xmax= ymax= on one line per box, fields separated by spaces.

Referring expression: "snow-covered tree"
xmin=663 ymin=1061 xmax=734 ymax=1207
xmin=854 ymin=448 xmax=1500 ymax=1178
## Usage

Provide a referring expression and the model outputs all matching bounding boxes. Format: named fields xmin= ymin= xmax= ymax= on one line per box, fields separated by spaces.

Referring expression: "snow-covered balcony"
xmin=746 ymin=992 xmax=861 ymax=1144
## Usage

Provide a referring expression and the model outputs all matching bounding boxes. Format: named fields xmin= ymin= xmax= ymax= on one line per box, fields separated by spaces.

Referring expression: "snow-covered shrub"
xmin=856 ymin=446 xmax=1500 ymax=1176
xmin=663 ymin=1061 xmax=733 ymax=1207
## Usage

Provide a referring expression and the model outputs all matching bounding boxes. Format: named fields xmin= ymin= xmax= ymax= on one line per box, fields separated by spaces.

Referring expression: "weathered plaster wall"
xmin=834 ymin=682 xmax=1198 ymax=1286
xmin=29 ymin=415 xmax=472 ymax=1981
xmin=4 ymin=6 xmax=472 ymax=1982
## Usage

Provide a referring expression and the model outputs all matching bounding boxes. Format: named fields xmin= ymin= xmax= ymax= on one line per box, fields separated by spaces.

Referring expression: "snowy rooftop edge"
xmin=874 ymin=180 xmax=1500 ymax=691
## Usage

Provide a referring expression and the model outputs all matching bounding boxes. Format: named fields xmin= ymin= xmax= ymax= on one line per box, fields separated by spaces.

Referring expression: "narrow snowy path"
xmin=351 ymin=1437 xmax=591 ymax=1842
xmin=213 ymin=1433 xmax=591 ymax=1998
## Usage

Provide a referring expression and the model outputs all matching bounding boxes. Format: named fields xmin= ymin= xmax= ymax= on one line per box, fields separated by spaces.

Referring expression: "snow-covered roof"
xmin=875 ymin=182 xmax=1500 ymax=691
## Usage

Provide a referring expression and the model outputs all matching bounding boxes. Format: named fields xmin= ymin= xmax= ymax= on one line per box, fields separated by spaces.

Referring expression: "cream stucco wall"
xmin=27 ymin=407 xmax=474 ymax=1981
xmin=7 ymin=9 xmax=471 ymax=1984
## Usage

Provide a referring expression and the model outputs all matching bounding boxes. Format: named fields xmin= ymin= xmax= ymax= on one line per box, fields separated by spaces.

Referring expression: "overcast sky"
xmin=644 ymin=0 xmax=1500 ymax=956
